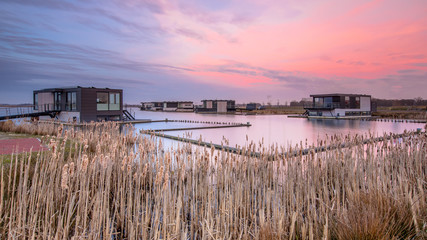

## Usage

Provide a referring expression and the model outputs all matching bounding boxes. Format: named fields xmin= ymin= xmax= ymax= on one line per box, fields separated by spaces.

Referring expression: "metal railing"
xmin=0 ymin=104 xmax=59 ymax=117
xmin=303 ymin=103 xmax=341 ymax=109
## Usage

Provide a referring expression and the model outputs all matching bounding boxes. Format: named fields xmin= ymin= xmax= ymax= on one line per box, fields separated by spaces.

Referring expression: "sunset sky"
xmin=1 ymin=0 xmax=426 ymax=104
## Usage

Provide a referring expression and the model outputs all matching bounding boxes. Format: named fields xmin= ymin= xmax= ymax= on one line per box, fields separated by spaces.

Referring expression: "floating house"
xmin=141 ymin=102 xmax=163 ymax=111
xmin=304 ymin=93 xmax=372 ymax=118
xmin=196 ymin=100 xmax=236 ymax=113
xmin=33 ymin=86 xmax=124 ymax=122
xmin=163 ymin=101 xmax=194 ymax=112
xmin=246 ymin=103 xmax=261 ymax=111
xmin=141 ymin=101 xmax=194 ymax=112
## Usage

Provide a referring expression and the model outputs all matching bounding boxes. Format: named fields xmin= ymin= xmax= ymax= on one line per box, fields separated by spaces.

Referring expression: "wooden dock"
xmin=148 ymin=131 xmax=261 ymax=158
xmin=147 ymin=130 xmax=424 ymax=161
xmin=150 ymin=123 xmax=251 ymax=132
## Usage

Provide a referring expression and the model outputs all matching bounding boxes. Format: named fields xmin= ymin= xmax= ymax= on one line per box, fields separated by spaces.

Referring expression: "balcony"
xmin=304 ymin=102 xmax=341 ymax=110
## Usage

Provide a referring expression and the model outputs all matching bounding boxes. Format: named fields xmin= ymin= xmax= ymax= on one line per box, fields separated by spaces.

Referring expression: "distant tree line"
xmin=372 ymin=97 xmax=426 ymax=107
xmin=289 ymin=100 xmax=311 ymax=107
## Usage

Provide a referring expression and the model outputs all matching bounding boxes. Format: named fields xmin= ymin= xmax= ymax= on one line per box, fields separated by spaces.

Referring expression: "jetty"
xmin=147 ymin=129 xmax=425 ymax=161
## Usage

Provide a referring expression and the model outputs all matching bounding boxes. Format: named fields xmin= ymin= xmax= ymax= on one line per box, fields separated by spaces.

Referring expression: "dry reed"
xmin=0 ymin=121 xmax=426 ymax=239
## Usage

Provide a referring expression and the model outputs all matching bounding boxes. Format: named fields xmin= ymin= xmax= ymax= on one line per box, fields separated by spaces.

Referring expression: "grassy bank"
xmin=373 ymin=110 xmax=427 ymax=120
xmin=251 ymin=106 xmax=305 ymax=115
xmin=0 ymin=120 xmax=426 ymax=239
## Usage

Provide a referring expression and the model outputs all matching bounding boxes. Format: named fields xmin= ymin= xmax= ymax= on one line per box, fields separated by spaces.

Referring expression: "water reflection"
xmin=133 ymin=109 xmax=425 ymax=147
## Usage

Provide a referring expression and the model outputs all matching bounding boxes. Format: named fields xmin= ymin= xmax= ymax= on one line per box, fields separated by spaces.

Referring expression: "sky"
xmin=1 ymin=0 xmax=426 ymax=104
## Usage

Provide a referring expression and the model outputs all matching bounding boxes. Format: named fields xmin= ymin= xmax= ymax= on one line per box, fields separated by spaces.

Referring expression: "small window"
xmin=355 ymin=97 xmax=360 ymax=108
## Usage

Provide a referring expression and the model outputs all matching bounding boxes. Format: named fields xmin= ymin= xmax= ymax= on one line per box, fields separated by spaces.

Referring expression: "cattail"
xmin=163 ymin=172 xmax=169 ymax=190
xmin=155 ymin=166 xmax=164 ymax=185
xmin=69 ymin=162 xmax=75 ymax=177
xmin=142 ymin=164 xmax=148 ymax=180
xmin=61 ymin=164 xmax=69 ymax=191
xmin=81 ymin=154 xmax=88 ymax=172
xmin=57 ymin=124 xmax=63 ymax=136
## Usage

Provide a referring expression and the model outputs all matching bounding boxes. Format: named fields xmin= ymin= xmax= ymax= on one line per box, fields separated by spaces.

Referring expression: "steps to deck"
xmin=123 ymin=109 xmax=135 ymax=121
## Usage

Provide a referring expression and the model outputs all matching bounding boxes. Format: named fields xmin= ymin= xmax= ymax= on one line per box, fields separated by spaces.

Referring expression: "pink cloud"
xmin=130 ymin=0 xmax=427 ymax=98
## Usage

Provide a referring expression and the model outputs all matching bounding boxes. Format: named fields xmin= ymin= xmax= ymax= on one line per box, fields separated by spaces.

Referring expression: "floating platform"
xmin=287 ymin=115 xmax=426 ymax=123
xmin=148 ymin=123 xmax=251 ymax=132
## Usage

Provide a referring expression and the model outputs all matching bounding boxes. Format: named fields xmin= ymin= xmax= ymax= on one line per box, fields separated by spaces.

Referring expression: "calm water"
xmin=132 ymin=109 xmax=425 ymax=147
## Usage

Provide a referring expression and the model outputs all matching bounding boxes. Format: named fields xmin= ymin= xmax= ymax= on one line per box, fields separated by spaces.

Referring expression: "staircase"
xmin=123 ymin=109 xmax=135 ymax=121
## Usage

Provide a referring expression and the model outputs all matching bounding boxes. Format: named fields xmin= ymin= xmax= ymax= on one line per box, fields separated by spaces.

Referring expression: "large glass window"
xmin=34 ymin=93 xmax=38 ymax=110
xmin=324 ymin=97 xmax=333 ymax=108
xmin=97 ymin=92 xmax=109 ymax=111
xmin=314 ymin=97 xmax=324 ymax=108
xmin=54 ymin=92 xmax=62 ymax=110
xmin=109 ymin=93 xmax=120 ymax=110
xmin=355 ymin=97 xmax=360 ymax=109
xmin=344 ymin=96 xmax=350 ymax=108
xmin=66 ymin=92 xmax=77 ymax=111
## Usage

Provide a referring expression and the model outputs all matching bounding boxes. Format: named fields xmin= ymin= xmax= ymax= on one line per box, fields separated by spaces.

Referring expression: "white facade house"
xmin=197 ymin=100 xmax=236 ymax=113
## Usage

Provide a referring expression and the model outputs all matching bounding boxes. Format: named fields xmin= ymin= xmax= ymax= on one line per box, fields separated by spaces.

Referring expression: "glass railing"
xmin=304 ymin=103 xmax=341 ymax=109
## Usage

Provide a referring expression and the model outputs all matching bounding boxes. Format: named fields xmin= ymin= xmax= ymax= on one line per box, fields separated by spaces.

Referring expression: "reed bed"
xmin=0 ymin=121 xmax=426 ymax=239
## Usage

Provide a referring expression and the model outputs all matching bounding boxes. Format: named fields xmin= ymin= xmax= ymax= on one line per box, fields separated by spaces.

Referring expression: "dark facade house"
xmin=304 ymin=93 xmax=372 ymax=117
xmin=246 ymin=103 xmax=261 ymax=111
xmin=196 ymin=100 xmax=236 ymax=113
xmin=33 ymin=86 xmax=123 ymax=122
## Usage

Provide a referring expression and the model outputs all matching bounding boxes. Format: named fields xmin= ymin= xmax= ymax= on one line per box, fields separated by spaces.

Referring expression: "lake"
xmin=131 ymin=109 xmax=425 ymax=148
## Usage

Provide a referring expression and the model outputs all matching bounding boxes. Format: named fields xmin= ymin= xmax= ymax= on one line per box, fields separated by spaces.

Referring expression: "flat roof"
xmin=201 ymin=99 xmax=235 ymax=102
xmin=34 ymin=86 xmax=122 ymax=92
xmin=310 ymin=93 xmax=371 ymax=98
xmin=141 ymin=101 xmax=193 ymax=103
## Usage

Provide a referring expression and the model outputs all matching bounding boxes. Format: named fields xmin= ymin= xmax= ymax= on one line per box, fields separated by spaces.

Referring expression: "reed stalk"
xmin=0 ymin=120 xmax=426 ymax=239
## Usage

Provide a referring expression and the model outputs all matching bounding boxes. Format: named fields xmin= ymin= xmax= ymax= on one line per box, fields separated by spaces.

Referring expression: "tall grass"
xmin=0 ymin=121 xmax=426 ymax=239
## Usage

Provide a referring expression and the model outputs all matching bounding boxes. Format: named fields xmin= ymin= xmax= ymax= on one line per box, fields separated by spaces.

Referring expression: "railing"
xmin=123 ymin=109 xmax=136 ymax=121
xmin=303 ymin=103 xmax=341 ymax=109
xmin=0 ymin=104 xmax=59 ymax=118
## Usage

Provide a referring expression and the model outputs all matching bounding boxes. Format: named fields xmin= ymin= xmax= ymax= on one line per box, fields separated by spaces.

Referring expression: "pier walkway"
xmin=148 ymin=130 xmax=424 ymax=161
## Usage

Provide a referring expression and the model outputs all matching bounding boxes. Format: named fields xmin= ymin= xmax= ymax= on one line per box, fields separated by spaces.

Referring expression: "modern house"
xmin=246 ymin=103 xmax=261 ymax=111
xmin=163 ymin=101 xmax=194 ymax=112
xmin=141 ymin=102 xmax=163 ymax=111
xmin=304 ymin=93 xmax=372 ymax=118
xmin=196 ymin=100 xmax=236 ymax=113
xmin=141 ymin=101 xmax=194 ymax=111
xmin=33 ymin=86 xmax=124 ymax=122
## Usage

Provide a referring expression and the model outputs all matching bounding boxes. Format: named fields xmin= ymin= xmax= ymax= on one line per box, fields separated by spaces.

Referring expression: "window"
xmin=34 ymin=93 xmax=38 ymax=110
xmin=314 ymin=97 xmax=324 ymax=108
xmin=345 ymin=96 xmax=350 ymax=108
xmin=109 ymin=93 xmax=120 ymax=110
xmin=54 ymin=92 xmax=62 ymax=110
xmin=97 ymin=92 xmax=109 ymax=111
xmin=66 ymin=92 xmax=77 ymax=111
xmin=324 ymin=97 xmax=333 ymax=108
xmin=355 ymin=97 xmax=360 ymax=109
